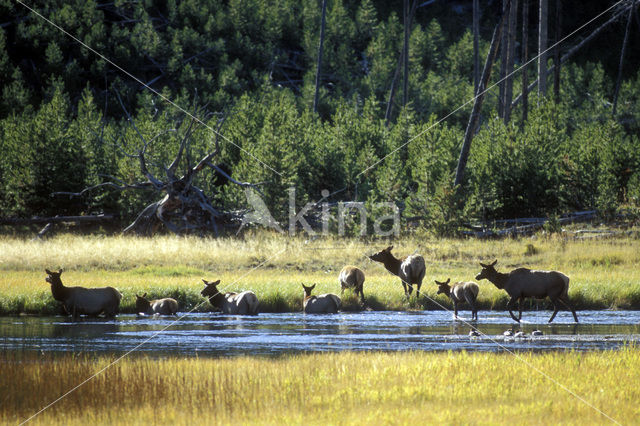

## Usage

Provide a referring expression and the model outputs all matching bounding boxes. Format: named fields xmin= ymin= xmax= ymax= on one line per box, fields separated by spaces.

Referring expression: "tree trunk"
xmin=511 ymin=6 xmax=627 ymax=109
xmin=553 ymin=0 xmax=562 ymax=103
xmin=473 ymin=0 xmax=480 ymax=94
xmin=403 ymin=0 xmax=410 ymax=107
xmin=385 ymin=0 xmax=417 ymax=126
xmin=498 ymin=0 xmax=509 ymax=117
xmin=504 ymin=0 xmax=519 ymax=123
xmin=521 ymin=0 xmax=529 ymax=125
xmin=612 ymin=0 xmax=635 ymax=116
xmin=538 ymin=0 xmax=548 ymax=99
xmin=454 ymin=6 xmax=509 ymax=189
xmin=313 ymin=0 xmax=328 ymax=113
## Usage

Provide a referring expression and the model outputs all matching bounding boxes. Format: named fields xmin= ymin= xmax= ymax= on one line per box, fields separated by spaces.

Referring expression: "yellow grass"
xmin=1 ymin=232 xmax=640 ymax=313
xmin=2 ymin=348 xmax=639 ymax=425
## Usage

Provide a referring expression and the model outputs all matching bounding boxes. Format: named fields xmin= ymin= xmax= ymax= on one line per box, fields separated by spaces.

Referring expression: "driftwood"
xmin=464 ymin=211 xmax=597 ymax=237
xmin=55 ymin=97 xmax=260 ymax=236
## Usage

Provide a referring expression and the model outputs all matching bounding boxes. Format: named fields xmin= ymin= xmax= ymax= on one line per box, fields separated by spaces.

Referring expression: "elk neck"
xmin=49 ymin=276 xmax=71 ymax=302
xmin=487 ymin=270 xmax=509 ymax=289
xmin=379 ymin=253 xmax=403 ymax=276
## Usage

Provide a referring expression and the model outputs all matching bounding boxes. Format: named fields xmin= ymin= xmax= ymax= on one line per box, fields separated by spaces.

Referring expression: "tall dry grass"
xmin=2 ymin=348 xmax=638 ymax=425
xmin=1 ymin=233 xmax=640 ymax=314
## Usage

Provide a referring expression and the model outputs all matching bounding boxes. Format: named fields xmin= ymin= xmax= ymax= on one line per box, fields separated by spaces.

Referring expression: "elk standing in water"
xmin=368 ymin=246 xmax=426 ymax=297
xmin=302 ymin=284 xmax=341 ymax=314
xmin=201 ymin=279 xmax=259 ymax=315
xmin=475 ymin=260 xmax=578 ymax=323
xmin=338 ymin=266 xmax=365 ymax=304
xmin=135 ymin=293 xmax=178 ymax=315
xmin=45 ymin=269 xmax=121 ymax=318
xmin=435 ymin=278 xmax=479 ymax=320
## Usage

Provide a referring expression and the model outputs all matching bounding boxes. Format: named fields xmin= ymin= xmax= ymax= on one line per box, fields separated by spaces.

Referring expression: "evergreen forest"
xmin=1 ymin=0 xmax=639 ymax=235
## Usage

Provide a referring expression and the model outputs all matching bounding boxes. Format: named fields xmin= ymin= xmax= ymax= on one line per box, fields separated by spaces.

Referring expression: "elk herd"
xmin=44 ymin=245 xmax=579 ymax=323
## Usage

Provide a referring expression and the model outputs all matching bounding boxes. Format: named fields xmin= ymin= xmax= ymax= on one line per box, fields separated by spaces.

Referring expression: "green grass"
xmin=1 ymin=233 xmax=640 ymax=314
xmin=2 ymin=348 xmax=639 ymax=425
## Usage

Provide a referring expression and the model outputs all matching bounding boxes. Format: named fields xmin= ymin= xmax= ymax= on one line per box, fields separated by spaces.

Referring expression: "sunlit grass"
xmin=2 ymin=348 xmax=638 ymax=425
xmin=1 ymin=233 xmax=640 ymax=314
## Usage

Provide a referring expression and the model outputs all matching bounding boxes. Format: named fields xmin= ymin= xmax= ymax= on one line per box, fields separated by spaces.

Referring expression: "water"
xmin=1 ymin=310 xmax=638 ymax=357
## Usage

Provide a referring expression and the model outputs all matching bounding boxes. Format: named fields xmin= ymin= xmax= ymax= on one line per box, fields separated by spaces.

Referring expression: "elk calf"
xmin=338 ymin=266 xmax=365 ymax=304
xmin=135 ymin=293 xmax=178 ymax=315
xmin=475 ymin=260 xmax=578 ymax=323
xmin=302 ymin=284 xmax=341 ymax=314
xmin=435 ymin=278 xmax=479 ymax=320
xmin=369 ymin=246 xmax=425 ymax=297
xmin=201 ymin=279 xmax=259 ymax=315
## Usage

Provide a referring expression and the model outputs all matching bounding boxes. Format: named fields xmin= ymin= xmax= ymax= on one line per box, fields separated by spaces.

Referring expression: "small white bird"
xmin=514 ymin=331 xmax=526 ymax=339
xmin=503 ymin=330 xmax=514 ymax=337
xmin=531 ymin=329 xmax=543 ymax=336
xmin=469 ymin=329 xmax=481 ymax=337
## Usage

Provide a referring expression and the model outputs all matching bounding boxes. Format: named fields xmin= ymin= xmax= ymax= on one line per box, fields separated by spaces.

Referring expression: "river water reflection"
xmin=1 ymin=310 xmax=638 ymax=357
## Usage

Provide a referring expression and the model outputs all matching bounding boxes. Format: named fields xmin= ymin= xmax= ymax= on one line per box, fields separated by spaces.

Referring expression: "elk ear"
xmin=213 ymin=280 xmax=220 ymax=285
xmin=58 ymin=268 xmax=63 ymax=274
xmin=387 ymin=245 xmax=393 ymax=251
xmin=311 ymin=283 xmax=316 ymax=290
xmin=45 ymin=269 xmax=52 ymax=275
xmin=202 ymin=279 xmax=208 ymax=286
xmin=490 ymin=260 xmax=497 ymax=266
xmin=445 ymin=278 xmax=450 ymax=284
xmin=479 ymin=262 xmax=487 ymax=268
xmin=142 ymin=292 xmax=147 ymax=298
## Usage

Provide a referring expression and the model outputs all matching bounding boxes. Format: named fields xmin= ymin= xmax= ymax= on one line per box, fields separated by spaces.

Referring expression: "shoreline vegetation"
xmin=1 ymin=232 xmax=640 ymax=315
xmin=2 ymin=348 xmax=638 ymax=424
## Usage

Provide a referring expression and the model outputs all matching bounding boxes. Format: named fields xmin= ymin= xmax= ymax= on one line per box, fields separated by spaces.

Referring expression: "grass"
xmin=1 ymin=232 xmax=640 ymax=314
xmin=2 ymin=348 xmax=639 ymax=425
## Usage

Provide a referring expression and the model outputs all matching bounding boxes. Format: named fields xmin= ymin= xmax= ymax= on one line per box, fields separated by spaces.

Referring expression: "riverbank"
xmin=1 ymin=233 xmax=640 ymax=315
xmin=2 ymin=348 xmax=637 ymax=424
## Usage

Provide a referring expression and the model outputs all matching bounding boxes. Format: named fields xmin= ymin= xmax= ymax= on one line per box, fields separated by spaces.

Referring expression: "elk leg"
xmin=559 ymin=297 xmax=579 ymax=323
xmin=506 ymin=297 xmax=520 ymax=322
xmin=453 ymin=301 xmax=459 ymax=319
xmin=401 ymin=281 xmax=409 ymax=296
xmin=518 ymin=297 xmax=524 ymax=321
xmin=359 ymin=288 xmax=366 ymax=306
xmin=406 ymin=283 xmax=413 ymax=296
xmin=548 ymin=297 xmax=560 ymax=323
xmin=463 ymin=293 xmax=477 ymax=321
xmin=416 ymin=282 xmax=422 ymax=298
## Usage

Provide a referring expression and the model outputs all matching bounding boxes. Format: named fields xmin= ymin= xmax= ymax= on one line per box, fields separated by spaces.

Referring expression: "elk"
xmin=45 ymin=269 xmax=121 ymax=318
xmin=475 ymin=260 xmax=579 ymax=323
xmin=368 ymin=246 xmax=426 ymax=297
xmin=435 ymin=278 xmax=479 ymax=320
xmin=135 ymin=293 xmax=178 ymax=315
xmin=301 ymin=284 xmax=341 ymax=314
xmin=201 ymin=279 xmax=259 ymax=315
xmin=338 ymin=266 xmax=365 ymax=304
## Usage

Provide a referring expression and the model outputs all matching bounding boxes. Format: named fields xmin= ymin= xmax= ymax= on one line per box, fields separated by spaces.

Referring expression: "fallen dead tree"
xmin=464 ymin=210 xmax=597 ymax=237
xmin=55 ymin=99 xmax=260 ymax=237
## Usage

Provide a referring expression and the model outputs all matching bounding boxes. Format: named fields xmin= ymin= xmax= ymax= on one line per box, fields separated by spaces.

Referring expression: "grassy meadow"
xmin=1 ymin=232 xmax=640 ymax=314
xmin=2 ymin=348 xmax=639 ymax=425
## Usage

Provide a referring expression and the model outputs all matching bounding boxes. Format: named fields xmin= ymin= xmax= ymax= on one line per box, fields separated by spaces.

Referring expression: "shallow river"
xmin=2 ymin=310 xmax=639 ymax=357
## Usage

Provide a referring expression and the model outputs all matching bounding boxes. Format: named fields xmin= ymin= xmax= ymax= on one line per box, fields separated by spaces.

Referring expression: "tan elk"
xmin=135 ymin=293 xmax=178 ymax=315
xmin=201 ymin=279 xmax=259 ymax=315
xmin=368 ymin=246 xmax=426 ymax=297
xmin=338 ymin=266 xmax=365 ymax=304
xmin=302 ymin=284 xmax=341 ymax=314
xmin=475 ymin=260 xmax=578 ymax=323
xmin=45 ymin=269 xmax=121 ymax=318
xmin=435 ymin=278 xmax=479 ymax=320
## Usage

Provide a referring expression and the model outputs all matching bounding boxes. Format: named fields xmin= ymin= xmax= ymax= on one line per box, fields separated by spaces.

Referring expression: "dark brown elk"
xmin=302 ymin=284 xmax=341 ymax=314
xmin=45 ymin=269 xmax=121 ymax=318
xmin=435 ymin=278 xmax=479 ymax=320
xmin=368 ymin=246 xmax=426 ymax=297
xmin=475 ymin=260 xmax=578 ymax=323
xmin=338 ymin=266 xmax=365 ymax=304
xmin=135 ymin=293 xmax=178 ymax=315
xmin=201 ymin=279 xmax=259 ymax=315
